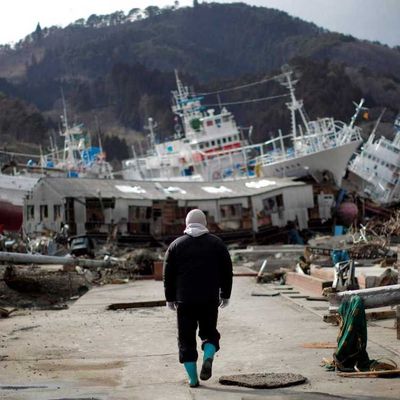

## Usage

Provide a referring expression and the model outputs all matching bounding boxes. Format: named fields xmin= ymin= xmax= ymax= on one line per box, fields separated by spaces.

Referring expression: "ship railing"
xmin=351 ymin=165 xmax=398 ymax=186
xmin=198 ymin=132 xmax=294 ymax=161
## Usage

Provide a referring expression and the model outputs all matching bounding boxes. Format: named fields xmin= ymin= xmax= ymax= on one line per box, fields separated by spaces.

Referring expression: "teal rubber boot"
xmin=184 ymin=362 xmax=199 ymax=387
xmin=200 ymin=343 xmax=216 ymax=380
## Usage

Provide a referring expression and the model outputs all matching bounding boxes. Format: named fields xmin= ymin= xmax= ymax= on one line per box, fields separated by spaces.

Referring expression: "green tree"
xmin=128 ymin=8 xmax=141 ymax=21
xmin=144 ymin=6 xmax=161 ymax=18
xmin=87 ymin=14 xmax=101 ymax=27
xmin=33 ymin=22 xmax=43 ymax=41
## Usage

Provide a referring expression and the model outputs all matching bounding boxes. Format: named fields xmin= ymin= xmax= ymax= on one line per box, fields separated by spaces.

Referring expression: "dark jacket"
xmin=163 ymin=233 xmax=233 ymax=304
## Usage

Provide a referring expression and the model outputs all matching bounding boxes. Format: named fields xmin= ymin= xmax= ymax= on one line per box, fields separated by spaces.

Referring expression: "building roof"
xmin=0 ymin=175 xmax=39 ymax=206
xmin=34 ymin=176 xmax=308 ymax=202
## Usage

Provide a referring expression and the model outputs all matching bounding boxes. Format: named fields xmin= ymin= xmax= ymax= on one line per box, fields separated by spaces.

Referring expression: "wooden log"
xmin=367 ymin=310 xmax=397 ymax=321
xmin=307 ymin=296 xmax=328 ymax=302
xmin=107 ymin=300 xmax=166 ymax=310
xmin=323 ymin=310 xmax=396 ymax=324
xmin=0 ymin=251 xmax=118 ymax=268
xmin=251 ymin=291 xmax=280 ymax=297
xmin=329 ymin=284 xmax=400 ymax=310
xmin=323 ymin=313 xmax=340 ymax=324
xmin=0 ymin=308 xmax=17 ymax=318
xmin=337 ymin=369 xmax=400 ymax=378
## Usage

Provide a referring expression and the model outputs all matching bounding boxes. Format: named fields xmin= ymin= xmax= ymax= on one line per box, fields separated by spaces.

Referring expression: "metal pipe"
xmin=257 ymin=259 xmax=268 ymax=278
xmin=0 ymin=251 xmax=118 ymax=268
xmin=329 ymin=284 xmax=400 ymax=311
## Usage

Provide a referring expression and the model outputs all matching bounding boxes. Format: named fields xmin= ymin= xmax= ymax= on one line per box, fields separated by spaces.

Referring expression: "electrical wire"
xmin=203 ymin=93 xmax=289 ymax=107
xmin=197 ymin=72 xmax=285 ymax=96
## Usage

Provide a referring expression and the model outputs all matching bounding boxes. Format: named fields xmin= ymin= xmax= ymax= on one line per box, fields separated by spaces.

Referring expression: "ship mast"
xmin=144 ymin=117 xmax=158 ymax=156
xmin=60 ymin=89 xmax=77 ymax=167
xmin=349 ymin=98 xmax=366 ymax=129
xmin=392 ymin=113 xmax=400 ymax=147
xmin=278 ymin=66 xmax=309 ymax=138
xmin=171 ymin=70 xmax=203 ymax=139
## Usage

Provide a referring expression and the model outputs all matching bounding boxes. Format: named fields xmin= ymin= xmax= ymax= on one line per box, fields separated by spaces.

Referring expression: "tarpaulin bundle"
xmin=333 ymin=295 xmax=371 ymax=372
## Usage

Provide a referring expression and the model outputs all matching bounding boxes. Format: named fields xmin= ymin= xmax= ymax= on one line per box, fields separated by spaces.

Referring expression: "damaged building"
xmin=23 ymin=177 xmax=318 ymax=241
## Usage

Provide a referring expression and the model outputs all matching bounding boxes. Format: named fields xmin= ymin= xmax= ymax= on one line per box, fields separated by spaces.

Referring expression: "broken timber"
xmin=0 ymin=251 xmax=118 ymax=268
xmin=337 ymin=369 xmax=400 ymax=378
xmin=107 ymin=300 xmax=166 ymax=310
xmin=323 ymin=310 xmax=397 ymax=324
xmin=329 ymin=284 xmax=400 ymax=311
xmin=0 ymin=308 xmax=17 ymax=318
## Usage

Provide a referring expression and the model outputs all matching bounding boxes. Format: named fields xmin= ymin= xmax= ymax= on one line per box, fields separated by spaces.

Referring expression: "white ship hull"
xmin=261 ymin=140 xmax=362 ymax=186
xmin=121 ymin=68 xmax=365 ymax=185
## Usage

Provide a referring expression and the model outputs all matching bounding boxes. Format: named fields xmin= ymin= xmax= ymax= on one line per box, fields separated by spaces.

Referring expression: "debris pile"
xmin=0 ymin=264 xmax=91 ymax=309
xmin=0 ymin=243 xmax=163 ymax=311
xmin=365 ymin=209 xmax=400 ymax=238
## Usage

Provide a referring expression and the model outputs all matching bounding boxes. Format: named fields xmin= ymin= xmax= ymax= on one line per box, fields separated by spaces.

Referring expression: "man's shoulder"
xmin=206 ymin=233 xmax=223 ymax=243
xmin=204 ymin=233 xmax=228 ymax=250
xmin=168 ymin=234 xmax=190 ymax=249
xmin=168 ymin=233 xmax=226 ymax=248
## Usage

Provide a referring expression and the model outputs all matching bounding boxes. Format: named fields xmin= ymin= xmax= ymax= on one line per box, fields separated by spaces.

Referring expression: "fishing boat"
xmin=121 ymin=67 xmax=364 ymax=186
xmin=347 ymin=113 xmax=400 ymax=205
xmin=0 ymin=107 xmax=113 ymax=231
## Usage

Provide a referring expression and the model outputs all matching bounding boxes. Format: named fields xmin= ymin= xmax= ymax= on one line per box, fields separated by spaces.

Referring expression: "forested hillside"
xmin=0 ymin=2 xmax=399 ymax=163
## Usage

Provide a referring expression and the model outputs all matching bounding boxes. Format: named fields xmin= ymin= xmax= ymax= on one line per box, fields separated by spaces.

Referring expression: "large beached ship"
xmin=347 ymin=113 xmax=400 ymax=205
xmin=121 ymin=67 xmax=364 ymax=186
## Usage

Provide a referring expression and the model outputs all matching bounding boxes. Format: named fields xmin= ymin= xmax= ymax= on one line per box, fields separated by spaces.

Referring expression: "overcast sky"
xmin=0 ymin=0 xmax=399 ymax=47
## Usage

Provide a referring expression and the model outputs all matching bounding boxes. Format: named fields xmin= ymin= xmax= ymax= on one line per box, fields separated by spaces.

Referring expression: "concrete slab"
xmin=0 ymin=273 xmax=399 ymax=399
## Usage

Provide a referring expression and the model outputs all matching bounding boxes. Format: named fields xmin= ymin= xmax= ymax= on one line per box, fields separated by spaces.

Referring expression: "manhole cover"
xmin=219 ymin=372 xmax=307 ymax=388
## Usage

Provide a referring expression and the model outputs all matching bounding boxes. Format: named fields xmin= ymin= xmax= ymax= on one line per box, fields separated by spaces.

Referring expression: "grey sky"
xmin=240 ymin=0 xmax=400 ymax=47
xmin=0 ymin=1 xmax=399 ymax=47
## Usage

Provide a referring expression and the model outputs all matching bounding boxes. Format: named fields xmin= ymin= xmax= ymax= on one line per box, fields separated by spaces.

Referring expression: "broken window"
xmin=85 ymin=198 xmax=114 ymax=225
xmin=127 ymin=205 xmax=152 ymax=234
xmin=40 ymin=205 xmax=48 ymax=221
xmin=263 ymin=197 xmax=277 ymax=213
xmin=54 ymin=205 xmax=62 ymax=221
xmin=128 ymin=206 xmax=152 ymax=221
xmin=263 ymin=194 xmax=283 ymax=215
xmin=220 ymin=204 xmax=242 ymax=220
xmin=27 ymin=205 xmax=34 ymax=220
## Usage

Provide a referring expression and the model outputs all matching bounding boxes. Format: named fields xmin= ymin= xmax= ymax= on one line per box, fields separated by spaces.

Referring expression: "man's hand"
xmin=219 ymin=298 xmax=230 ymax=308
xmin=166 ymin=301 xmax=178 ymax=311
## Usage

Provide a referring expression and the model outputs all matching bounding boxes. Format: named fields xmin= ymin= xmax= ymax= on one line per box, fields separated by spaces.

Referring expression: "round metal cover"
xmin=219 ymin=372 xmax=307 ymax=389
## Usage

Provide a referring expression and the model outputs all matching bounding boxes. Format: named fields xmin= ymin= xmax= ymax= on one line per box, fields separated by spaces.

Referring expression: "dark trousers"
xmin=177 ymin=302 xmax=220 ymax=363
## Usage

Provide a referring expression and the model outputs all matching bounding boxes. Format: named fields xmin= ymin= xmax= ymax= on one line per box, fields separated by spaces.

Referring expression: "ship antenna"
xmin=174 ymin=69 xmax=186 ymax=101
xmin=145 ymin=117 xmax=158 ymax=155
xmin=60 ymin=88 xmax=69 ymax=134
xmin=349 ymin=98 xmax=366 ymax=128
xmin=278 ymin=65 xmax=308 ymax=137
xmin=60 ymin=88 xmax=77 ymax=166
xmin=370 ymin=107 xmax=386 ymax=137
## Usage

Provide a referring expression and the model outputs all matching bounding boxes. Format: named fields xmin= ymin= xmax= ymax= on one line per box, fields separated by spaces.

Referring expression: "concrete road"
xmin=0 ymin=273 xmax=399 ymax=399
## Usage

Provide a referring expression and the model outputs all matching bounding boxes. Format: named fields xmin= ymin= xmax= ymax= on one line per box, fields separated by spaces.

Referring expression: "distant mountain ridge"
xmin=0 ymin=2 xmax=399 ymax=160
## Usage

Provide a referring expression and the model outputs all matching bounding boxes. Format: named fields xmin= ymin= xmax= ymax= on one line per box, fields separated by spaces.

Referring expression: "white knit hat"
xmin=185 ymin=209 xmax=207 ymax=227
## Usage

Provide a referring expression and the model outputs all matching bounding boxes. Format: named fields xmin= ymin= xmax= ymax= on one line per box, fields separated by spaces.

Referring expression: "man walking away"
xmin=163 ymin=209 xmax=233 ymax=387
